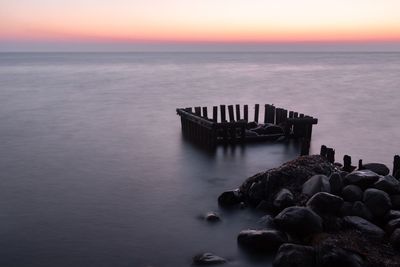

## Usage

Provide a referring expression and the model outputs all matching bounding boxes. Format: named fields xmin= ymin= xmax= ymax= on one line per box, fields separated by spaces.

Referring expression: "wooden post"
xmin=394 ymin=155 xmax=400 ymax=178
xmin=282 ymin=109 xmax=288 ymax=123
xmin=194 ymin=107 xmax=201 ymax=116
xmin=289 ymin=111 xmax=294 ymax=118
xmin=276 ymin=108 xmax=283 ymax=124
xmin=212 ymin=106 xmax=218 ymax=122
xmin=358 ymin=159 xmax=363 ymax=170
xmin=300 ymin=139 xmax=310 ymax=156
xmin=185 ymin=107 xmax=193 ymax=113
xmin=343 ymin=155 xmax=352 ymax=172
xmin=264 ymin=104 xmax=268 ymax=123
xmin=320 ymin=145 xmax=327 ymax=157
xmin=220 ymin=105 xmax=226 ymax=122
xmin=228 ymin=105 xmax=235 ymax=122
xmin=235 ymin=104 xmax=241 ymax=121
xmin=254 ymin=104 xmax=259 ymax=123
xmin=202 ymin=107 xmax=208 ymax=118
xmin=327 ymin=148 xmax=335 ymax=163
xmin=244 ymin=105 xmax=248 ymax=122
xmin=266 ymin=105 xmax=275 ymax=124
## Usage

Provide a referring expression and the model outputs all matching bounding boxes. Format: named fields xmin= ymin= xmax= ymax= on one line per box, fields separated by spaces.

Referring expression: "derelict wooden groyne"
xmin=176 ymin=104 xmax=318 ymax=149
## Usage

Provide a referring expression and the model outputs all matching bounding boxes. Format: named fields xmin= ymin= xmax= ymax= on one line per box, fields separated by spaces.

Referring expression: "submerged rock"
xmin=343 ymin=216 xmax=385 ymax=240
xmin=274 ymin=207 xmax=323 ymax=237
xmin=237 ymin=229 xmax=287 ymax=252
xmin=273 ymin=243 xmax=316 ymax=267
xmin=192 ymin=253 xmax=227 ymax=265
xmin=362 ymin=163 xmax=390 ymax=176
xmin=302 ymin=175 xmax=330 ymax=196
xmin=205 ymin=212 xmax=220 ymax=222
xmin=363 ymin=188 xmax=391 ymax=218
xmin=306 ymin=192 xmax=343 ymax=215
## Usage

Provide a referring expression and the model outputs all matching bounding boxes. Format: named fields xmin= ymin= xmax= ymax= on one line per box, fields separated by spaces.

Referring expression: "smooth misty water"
xmin=0 ymin=52 xmax=399 ymax=267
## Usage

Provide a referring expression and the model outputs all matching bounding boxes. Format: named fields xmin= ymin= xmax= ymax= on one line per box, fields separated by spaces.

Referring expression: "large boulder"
xmin=316 ymin=245 xmax=364 ymax=267
xmin=237 ymin=229 xmax=287 ymax=252
xmin=384 ymin=210 xmax=400 ymax=222
xmin=386 ymin=218 xmax=400 ymax=234
xmin=340 ymin=202 xmax=354 ymax=217
xmin=390 ymin=228 xmax=400 ymax=249
xmin=351 ymin=201 xmax=373 ymax=222
xmin=306 ymin=192 xmax=343 ymax=215
xmin=329 ymin=172 xmax=343 ymax=195
xmin=343 ymin=216 xmax=385 ymax=240
xmin=363 ymin=188 xmax=391 ymax=218
xmin=274 ymin=207 xmax=323 ymax=237
xmin=302 ymin=175 xmax=330 ymax=196
xmin=192 ymin=252 xmax=227 ymax=265
xmin=342 ymin=185 xmax=363 ymax=202
xmin=362 ymin=163 xmax=390 ymax=176
xmin=218 ymin=189 xmax=242 ymax=206
xmin=373 ymin=175 xmax=400 ymax=194
xmin=344 ymin=170 xmax=380 ymax=188
xmin=273 ymin=243 xmax=316 ymax=267
xmin=273 ymin=188 xmax=294 ymax=211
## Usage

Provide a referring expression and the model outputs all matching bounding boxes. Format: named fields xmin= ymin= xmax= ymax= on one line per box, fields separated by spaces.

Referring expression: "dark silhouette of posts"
xmin=202 ymin=107 xmax=208 ymax=118
xmin=212 ymin=106 xmax=218 ymax=122
xmin=235 ymin=104 xmax=241 ymax=121
xmin=228 ymin=105 xmax=235 ymax=122
xmin=300 ymin=139 xmax=310 ymax=156
xmin=194 ymin=107 xmax=201 ymax=116
xmin=220 ymin=105 xmax=226 ymax=122
xmin=244 ymin=105 xmax=248 ymax=122
xmin=327 ymin=148 xmax=335 ymax=163
xmin=394 ymin=155 xmax=400 ymax=177
xmin=254 ymin=104 xmax=259 ymax=123
xmin=320 ymin=145 xmax=327 ymax=158
xmin=343 ymin=155 xmax=351 ymax=171
xmin=358 ymin=159 xmax=363 ymax=170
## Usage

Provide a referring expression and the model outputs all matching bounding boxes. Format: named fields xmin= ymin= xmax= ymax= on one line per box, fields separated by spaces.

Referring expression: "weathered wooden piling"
xmin=343 ymin=155 xmax=352 ymax=172
xmin=202 ymin=107 xmax=208 ymax=118
xmin=300 ymin=139 xmax=310 ymax=156
xmin=195 ymin=106 xmax=201 ymax=116
xmin=220 ymin=105 xmax=226 ymax=122
xmin=236 ymin=104 xmax=241 ymax=121
xmin=228 ymin=105 xmax=235 ymax=122
xmin=394 ymin=155 xmax=400 ymax=177
xmin=244 ymin=105 xmax=248 ymax=122
xmin=254 ymin=104 xmax=259 ymax=123
xmin=326 ymin=148 xmax=335 ymax=163
xmin=358 ymin=159 xmax=363 ymax=170
xmin=212 ymin=106 xmax=218 ymax=122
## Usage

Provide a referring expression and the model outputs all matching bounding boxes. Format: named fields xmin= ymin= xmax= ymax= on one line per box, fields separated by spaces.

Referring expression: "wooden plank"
xmin=268 ymin=105 xmax=276 ymax=124
xmin=228 ymin=105 xmax=235 ymax=122
xmin=244 ymin=105 xmax=248 ymax=122
xmin=394 ymin=155 xmax=400 ymax=177
xmin=212 ymin=106 xmax=218 ymax=122
xmin=264 ymin=104 xmax=268 ymax=123
xmin=235 ymin=104 xmax=241 ymax=121
xmin=254 ymin=104 xmax=259 ymax=123
xmin=194 ymin=106 xmax=201 ymax=116
xmin=202 ymin=107 xmax=208 ymax=118
xmin=220 ymin=105 xmax=226 ymax=122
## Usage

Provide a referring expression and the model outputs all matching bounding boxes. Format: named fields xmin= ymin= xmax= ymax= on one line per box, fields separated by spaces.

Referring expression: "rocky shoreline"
xmin=211 ymin=154 xmax=400 ymax=267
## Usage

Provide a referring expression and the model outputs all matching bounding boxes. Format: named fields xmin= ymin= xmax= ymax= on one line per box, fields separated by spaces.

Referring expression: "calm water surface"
xmin=0 ymin=52 xmax=399 ymax=266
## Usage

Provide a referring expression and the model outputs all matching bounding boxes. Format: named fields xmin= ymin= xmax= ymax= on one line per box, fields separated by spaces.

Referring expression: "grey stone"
xmin=218 ymin=189 xmax=241 ymax=206
xmin=306 ymin=192 xmax=343 ymax=215
xmin=343 ymin=216 xmax=385 ymax=240
xmin=373 ymin=175 xmax=400 ymax=194
xmin=351 ymin=201 xmax=373 ymax=222
xmin=273 ymin=243 xmax=316 ymax=267
xmin=363 ymin=188 xmax=391 ymax=218
xmin=273 ymin=188 xmax=294 ymax=211
xmin=274 ymin=207 xmax=323 ymax=237
xmin=205 ymin=212 xmax=220 ymax=222
xmin=302 ymin=175 xmax=330 ymax=196
xmin=342 ymin=185 xmax=363 ymax=202
xmin=386 ymin=218 xmax=400 ymax=234
xmin=344 ymin=170 xmax=380 ymax=188
xmin=193 ymin=253 xmax=227 ymax=265
xmin=384 ymin=210 xmax=400 ymax=222
xmin=329 ymin=172 xmax=343 ymax=195
xmin=237 ymin=229 xmax=287 ymax=252
xmin=362 ymin=163 xmax=390 ymax=176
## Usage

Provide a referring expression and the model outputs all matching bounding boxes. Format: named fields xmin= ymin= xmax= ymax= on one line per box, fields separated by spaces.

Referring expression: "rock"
xmin=329 ymin=172 xmax=343 ymax=195
xmin=256 ymin=200 xmax=270 ymax=211
xmin=259 ymin=214 xmax=276 ymax=228
xmin=343 ymin=216 xmax=385 ymax=240
xmin=316 ymin=245 xmax=364 ymax=267
xmin=391 ymin=195 xmax=400 ymax=209
xmin=362 ymin=163 xmax=390 ymax=176
xmin=263 ymin=124 xmax=284 ymax=135
xmin=340 ymin=202 xmax=354 ymax=216
xmin=373 ymin=175 xmax=400 ymax=194
xmin=237 ymin=229 xmax=287 ymax=252
xmin=205 ymin=212 xmax=220 ymax=222
xmin=386 ymin=218 xmax=400 ymax=234
xmin=246 ymin=121 xmax=258 ymax=129
xmin=273 ymin=243 xmax=316 ymax=267
xmin=245 ymin=130 xmax=259 ymax=137
xmin=342 ymin=185 xmax=363 ymax=202
xmin=384 ymin=210 xmax=400 ymax=222
xmin=192 ymin=252 xmax=227 ymax=265
xmin=218 ymin=190 xmax=241 ymax=206
xmin=302 ymin=175 xmax=330 ymax=196
xmin=248 ymin=181 xmax=265 ymax=205
xmin=273 ymin=188 xmax=294 ymax=211
xmin=344 ymin=170 xmax=380 ymax=188
xmin=363 ymin=188 xmax=391 ymax=218
xmin=390 ymin=228 xmax=400 ymax=249
xmin=351 ymin=201 xmax=373 ymax=222
xmin=274 ymin=207 xmax=323 ymax=237
xmin=306 ymin=192 xmax=343 ymax=215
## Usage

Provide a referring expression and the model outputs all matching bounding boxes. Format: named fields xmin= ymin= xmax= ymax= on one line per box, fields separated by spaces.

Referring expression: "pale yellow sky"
xmin=1 ymin=0 xmax=400 ymax=50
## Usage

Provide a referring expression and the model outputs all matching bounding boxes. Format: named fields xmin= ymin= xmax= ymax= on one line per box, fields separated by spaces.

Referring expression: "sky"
xmin=1 ymin=0 xmax=400 ymax=51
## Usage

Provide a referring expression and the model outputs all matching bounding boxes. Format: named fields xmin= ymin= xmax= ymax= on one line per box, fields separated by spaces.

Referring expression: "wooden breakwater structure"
xmin=176 ymin=104 xmax=318 ymax=150
xmin=320 ymin=145 xmax=400 ymax=178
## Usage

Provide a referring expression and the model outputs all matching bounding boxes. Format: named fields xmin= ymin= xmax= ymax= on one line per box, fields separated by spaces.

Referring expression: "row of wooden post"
xmin=320 ymin=145 xmax=400 ymax=178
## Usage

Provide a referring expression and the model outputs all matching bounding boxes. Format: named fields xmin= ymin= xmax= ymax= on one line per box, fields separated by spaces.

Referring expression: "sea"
xmin=0 ymin=52 xmax=399 ymax=266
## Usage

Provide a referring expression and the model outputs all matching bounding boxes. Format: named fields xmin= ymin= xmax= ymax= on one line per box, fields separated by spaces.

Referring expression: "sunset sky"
xmin=1 ymin=0 xmax=400 ymax=51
